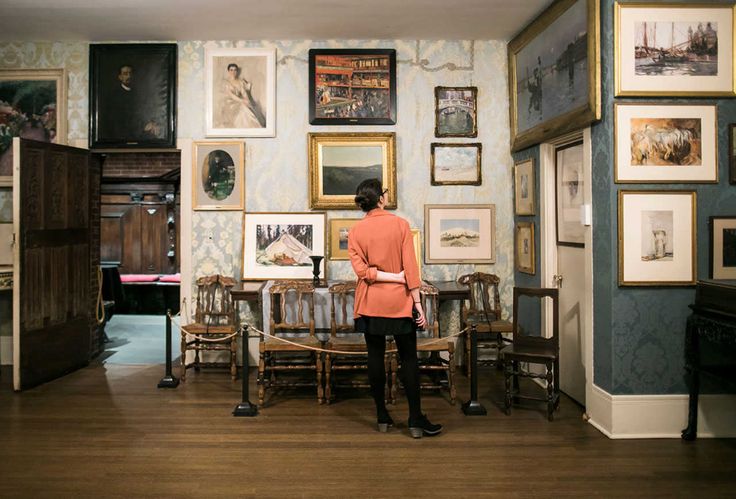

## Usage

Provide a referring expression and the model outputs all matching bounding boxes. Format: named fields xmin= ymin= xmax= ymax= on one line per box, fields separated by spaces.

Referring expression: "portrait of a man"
xmin=89 ymin=43 xmax=177 ymax=148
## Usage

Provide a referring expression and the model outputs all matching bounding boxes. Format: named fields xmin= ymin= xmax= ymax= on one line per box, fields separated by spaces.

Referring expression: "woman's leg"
xmin=364 ymin=333 xmax=388 ymax=415
xmin=393 ymin=333 xmax=421 ymax=421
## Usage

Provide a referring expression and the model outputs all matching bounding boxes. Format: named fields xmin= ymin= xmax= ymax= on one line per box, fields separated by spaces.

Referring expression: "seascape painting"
xmin=635 ymin=21 xmax=718 ymax=77
xmin=641 ymin=210 xmax=673 ymax=262
xmin=321 ymin=144 xmax=383 ymax=195
xmin=431 ymin=143 xmax=481 ymax=185
xmin=255 ymin=224 xmax=313 ymax=267
xmin=201 ymin=150 xmax=235 ymax=201
xmin=515 ymin=0 xmax=589 ymax=135
xmin=630 ymin=117 xmax=701 ymax=166
xmin=439 ymin=219 xmax=480 ymax=248
xmin=435 ymin=86 xmax=477 ymax=137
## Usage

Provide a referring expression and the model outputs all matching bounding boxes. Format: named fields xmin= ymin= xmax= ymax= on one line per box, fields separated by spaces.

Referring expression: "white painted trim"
xmin=178 ymin=138 xmax=193 ymax=324
xmin=0 ymin=336 xmax=12 ymax=365
xmin=539 ymin=142 xmax=556 ymax=338
xmin=581 ymin=128 xmax=594 ymax=414
xmin=12 ymin=138 xmax=20 ymax=390
xmin=586 ymin=384 xmax=736 ymax=439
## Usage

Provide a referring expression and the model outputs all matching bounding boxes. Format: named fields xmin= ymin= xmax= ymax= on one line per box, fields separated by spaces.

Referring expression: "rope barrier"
xmin=167 ymin=308 xmax=241 ymax=343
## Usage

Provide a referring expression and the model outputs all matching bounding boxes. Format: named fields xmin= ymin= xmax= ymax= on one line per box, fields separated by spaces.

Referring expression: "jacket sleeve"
xmin=348 ymin=227 xmax=377 ymax=284
xmin=401 ymin=221 xmax=421 ymax=290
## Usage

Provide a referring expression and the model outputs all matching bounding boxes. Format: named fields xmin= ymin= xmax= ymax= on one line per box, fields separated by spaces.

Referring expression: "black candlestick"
xmin=309 ymin=255 xmax=325 ymax=287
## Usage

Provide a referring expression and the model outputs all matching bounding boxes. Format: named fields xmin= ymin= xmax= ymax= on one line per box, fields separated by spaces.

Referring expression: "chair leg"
xmin=324 ymin=353 xmax=332 ymax=404
xmin=316 ymin=353 xmax=324 ymax=404
xmin=258 ymin=349 xmax=266 ymax=406
xmin=230 ymin=338 xmax=237 ymax=382
xmin=194 ymin=340 xmax=201 ymax=372
xmin=554 ymin=358 xmax=561 ymax=410
xmin=546 ymin=360 xmax=555 ymax=421
xmin=180 ymin=334 xmax=187 ymax=382
xmin=464 ymin=332 xmax=471 ymax=378
xmin=512 ymin=360 xmax=520 ymax=402
xmin=448 ymin=348 xmax=456 ymax=405
xmin=504 ymin=358 xmax=512 ymax=415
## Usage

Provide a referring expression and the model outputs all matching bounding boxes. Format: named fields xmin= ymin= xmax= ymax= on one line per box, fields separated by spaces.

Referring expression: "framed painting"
xmin=711 ymin=216 xmax=736 ymax=280
xmin=430 ymin=143 xmax=482 ymax=186
xmin=730 ymin=124 xmax=735 ymax=184
xmin=308 ymin=132 xmax=396 ymax=210
xmin=556 ymin=141 xmax=584 ymax=246
xmin=514 ymin=158 xmax=535 ymax=216
xmin=0 ymin=69 xmax=66 ymax=177
xmin=242 ymin=212 xmax=326 ymax=281
xmin=205 ymin=47 xmax=276 ymax=138
xmin=515 ymin=221 xmax=536 ymax=275
xmin=309 ymin=48 xmax=396 ymax=125
xmin=434 ymin=86 xmax=477 ymax=138
xmin=89 ymin=43 xmax=177 ymax=149
xmin=615 ymin=3 xmax=735 ymax=97
xmin=508 ymin=0 xmax=600 ymax=152
xmin=618 ymin=190 xmax=696 ymax=286
xmin=192 ymin=141 xmax=244 ymax=210
xmin=424 ymin=204 xmax=496 ymax=264
xmin=614 ymin=103 xmax=717 ymax=183
xmin=328 ymin=218 xmax=360 ymax=260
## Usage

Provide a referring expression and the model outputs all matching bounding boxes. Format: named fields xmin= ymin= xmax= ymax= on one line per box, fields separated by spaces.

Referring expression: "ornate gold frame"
xmin=308 ymin=132 xmax=396 ymax=210
xmin=192 ymin=140 xmax=245 ymax=210
xmin=434 ymin=86 xmax=478 ymax=138
xmin=430 ymin=142 xmax=482 ymax=186
xmin=614 ymin=2 xmax=736 ymax=97
xmin=618 ymin=190 xmax=697 ymax=286
xmin=328 ymin=218 xmax=360 ymax=260
xmin=507 ymin=0 xmax=601 ymax=152
xmin=515 ymin=221 xmax=536 ymax=275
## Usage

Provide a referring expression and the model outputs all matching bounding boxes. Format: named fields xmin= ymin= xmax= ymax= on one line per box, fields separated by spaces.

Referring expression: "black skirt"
xmin=355 ymin=316 xmax=416 ymax=336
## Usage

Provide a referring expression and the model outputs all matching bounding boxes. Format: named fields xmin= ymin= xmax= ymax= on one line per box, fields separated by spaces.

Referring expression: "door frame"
xmin=539 ymin=128 xmax=593 ymax=407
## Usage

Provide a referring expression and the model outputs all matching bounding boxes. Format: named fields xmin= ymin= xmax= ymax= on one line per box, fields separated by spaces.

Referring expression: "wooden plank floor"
xmin=1 ymin=363 xmax=735 ymax=498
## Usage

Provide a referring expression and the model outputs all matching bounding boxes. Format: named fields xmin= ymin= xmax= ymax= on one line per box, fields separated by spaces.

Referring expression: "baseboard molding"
xmin=586 ymin=384 xmax=736 ymax=439
xmin=0 ymin=336 xmax=11 ymax=365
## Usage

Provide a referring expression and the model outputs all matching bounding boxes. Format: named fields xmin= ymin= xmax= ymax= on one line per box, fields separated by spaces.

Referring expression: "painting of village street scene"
xmin=508 ymin=0 xmax=599 ymax=151
xmin=630 ymin=117 xmax=701 ymax=166
xmin=309 ymin=49 xmax=396 ymax=125
xmin=431 ymin=143 xmax=481 ymax=186
xmin=434 ymin=86 xmax=477 ymax=137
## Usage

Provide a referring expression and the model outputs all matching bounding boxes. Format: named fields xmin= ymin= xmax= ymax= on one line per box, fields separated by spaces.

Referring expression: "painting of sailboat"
xmin=635 ymin=21 xmax=718 ymax=76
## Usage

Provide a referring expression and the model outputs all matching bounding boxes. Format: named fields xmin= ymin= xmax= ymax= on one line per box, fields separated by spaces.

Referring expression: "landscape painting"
xmin=425 ymin=204 xmax=495 ymax=264
xmin=434 ymin=86 xmax=477 ymax=137
xmin=256 ymin=224 xmax=313 ymax=267
xmin=431 ymin=143 xmax=481 ymax=185
xmin=309 ymin=132 xmax=396 ymax=209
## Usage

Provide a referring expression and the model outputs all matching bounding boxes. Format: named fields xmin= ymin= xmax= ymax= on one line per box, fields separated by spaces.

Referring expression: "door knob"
xmin=553 ymin=274 xmax=563 ymax=288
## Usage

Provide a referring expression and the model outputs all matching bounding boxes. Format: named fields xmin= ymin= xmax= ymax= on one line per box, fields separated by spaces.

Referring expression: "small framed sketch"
xmin=192 ymin=141 xmax=244 ymax=210
xmin=309 ymin=48 xmax=397 ymax=125
xmin=308 ymin=132 xmax=396 ymax=210
xmin=0 ymin=68 xmax=66 ymax=177
xmin=514 ymin=158 xmax=535 ymax=215
xmin=242 ymin=212 xmax=326 ymax=281
xmin=730 ymin=124 xmax=735 ymax=184
xmin=434 ymin=86 xmax=477 ymax=137
xmin=430 ymin=143 xmax=481 ymax=186
xmin=411 ymin=228 xmax=422 ymax=277
xmin=710 ymin=216 xmax=736 ymax=280
xmin=205 ymin=47 xmax=276 ymax=138
xmin=515 ymin=222 xmax=536 ymax=275
xmin=329 ymin=218 xmax=360 ymax=260
xmin=618 ymin=190 xmax=696 ymax=286
xmin=424 ymin=204 xmax=495 ymax=264
xmin=556 ymin=142 xmax=584 ymax=246
xmin=615 ymin=2 xmax=735 ymax=97
xmin=614 ymin=103 xmax=717 ymax=183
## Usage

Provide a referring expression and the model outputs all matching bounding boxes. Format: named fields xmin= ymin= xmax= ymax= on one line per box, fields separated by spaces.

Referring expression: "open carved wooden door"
xmin=12 ymin=138 xmax=101 ymax=391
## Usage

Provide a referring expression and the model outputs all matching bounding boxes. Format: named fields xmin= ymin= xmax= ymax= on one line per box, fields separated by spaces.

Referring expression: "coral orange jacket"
xmin=348 ymin=209 xmax=421 ymax=319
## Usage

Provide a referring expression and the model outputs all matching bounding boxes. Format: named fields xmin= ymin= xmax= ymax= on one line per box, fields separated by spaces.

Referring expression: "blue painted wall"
xmin=514 ymin=0 xmax=736 ymax=395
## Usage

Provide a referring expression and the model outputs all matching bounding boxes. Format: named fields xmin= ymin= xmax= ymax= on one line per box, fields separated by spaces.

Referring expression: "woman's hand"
xmin=413 ymin=303 xmax=427 ymax=329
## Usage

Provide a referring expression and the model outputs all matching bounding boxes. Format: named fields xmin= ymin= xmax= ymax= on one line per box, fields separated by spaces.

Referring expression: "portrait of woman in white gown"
xmin=220 ymin=63 xmax=265 ymax=129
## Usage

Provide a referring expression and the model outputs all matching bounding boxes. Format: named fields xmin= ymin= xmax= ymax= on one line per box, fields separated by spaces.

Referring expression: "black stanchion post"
xmin=462 ymin=324 xmax=487 ymax=416
xmin=233 ymin=325 xmax=258 ymax=417
xmin=158 ymin=309 xmax=179 ymax=388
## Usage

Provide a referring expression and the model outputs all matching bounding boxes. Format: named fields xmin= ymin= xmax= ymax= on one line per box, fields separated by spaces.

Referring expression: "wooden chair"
xmin=323 ymin=281 xmax=392 ymax=403
xmin=390 ymin=283 xmax=456 ymax=404
xmin=180 ymin=274 xmax=238 ymax=382
xmin=500 ymin=287 xmax=560 ymax=421
xmin=457 ymin=272 xmax=513 ymax=377
xmin=258 ymin=280 xmax=326 ymax=405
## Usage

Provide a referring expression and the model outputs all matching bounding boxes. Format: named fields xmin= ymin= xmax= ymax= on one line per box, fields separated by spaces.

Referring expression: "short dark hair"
xmin=227 ymin=63 xmax=239 ymax=71
xmin=354 ymin=178 xmax=383 ymax=212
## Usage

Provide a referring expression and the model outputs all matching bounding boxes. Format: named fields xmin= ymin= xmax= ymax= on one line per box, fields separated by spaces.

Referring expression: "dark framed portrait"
xmin=309 ymin=48 xmax=396 ymax=125
xmin=434 ymin=86 xmax=477 ymax=137
xmin=89 ymin=43 xmax=177 ymax=149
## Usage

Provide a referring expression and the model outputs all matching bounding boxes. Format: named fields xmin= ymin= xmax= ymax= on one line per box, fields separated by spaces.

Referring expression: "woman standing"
xmin=348 ymin=178 xmax=442 ymax=438
xmin=220 ymin=63 xmax=266 ymax=129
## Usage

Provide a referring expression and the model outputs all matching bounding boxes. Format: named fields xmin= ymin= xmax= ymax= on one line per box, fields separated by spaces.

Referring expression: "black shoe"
xmin=377 ymin=408 xmax=394 ymax=432
xmin=408 ymin=414 xmax=443 ymax=439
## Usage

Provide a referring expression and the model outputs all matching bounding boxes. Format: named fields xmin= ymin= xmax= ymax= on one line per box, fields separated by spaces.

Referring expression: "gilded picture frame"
xmin=514 ymin=158 xmax=535 ymax=216
xmin=242 ymin=212 xmax=326 ymax=281
xmin=424 ymin=204 xmax=496 ymax=264
xmin=430 ymin=143 xmax=482 ymax=186
xmin=618 ymin=190 xmax=697 ymax=286
xmin=0 ymin=68 xmax=67 ymax=178
xmin=614 ymin=2 xmax=736 ymax=97
xmin=308 ymin=132 xmax=397 ymax=210
xmin=515 ymin=221 xmax=536 ymax=275
xmin=192 ymin=141 xmax=244 ymax=210
xmin=328 ymin=218 xmax=361 ymax=260
xmin=507 ymin=0 xmax=601 ymax=152
xmin=434 ymin=86 xmax=478 ymax=138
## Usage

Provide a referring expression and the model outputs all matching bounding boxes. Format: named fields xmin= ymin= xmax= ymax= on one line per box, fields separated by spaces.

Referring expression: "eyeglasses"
xmin=381 ymin=189 xmax=388 ymax=197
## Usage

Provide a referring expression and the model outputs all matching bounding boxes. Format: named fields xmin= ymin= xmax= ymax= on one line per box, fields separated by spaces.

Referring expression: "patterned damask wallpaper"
xmin=0 ymin=39 xmax=516 ymax=334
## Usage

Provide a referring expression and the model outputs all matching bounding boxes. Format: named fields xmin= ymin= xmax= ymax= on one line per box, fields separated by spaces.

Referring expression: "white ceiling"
xmin=0 ymin=0 xmax=552 ymax=42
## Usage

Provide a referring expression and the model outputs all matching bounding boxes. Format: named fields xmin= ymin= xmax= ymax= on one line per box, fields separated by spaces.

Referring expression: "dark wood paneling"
xmin=141 ymin=203 xmax=167 ymax=273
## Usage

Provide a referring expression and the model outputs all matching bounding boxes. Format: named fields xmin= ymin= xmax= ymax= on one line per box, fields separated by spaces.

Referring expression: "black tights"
xmin=364 ymin=333 xmax=421 ymax=421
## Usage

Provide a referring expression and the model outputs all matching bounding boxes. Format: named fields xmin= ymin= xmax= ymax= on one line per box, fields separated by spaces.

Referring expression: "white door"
xmin=554 ymin=142 xmax=586 ymax=405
